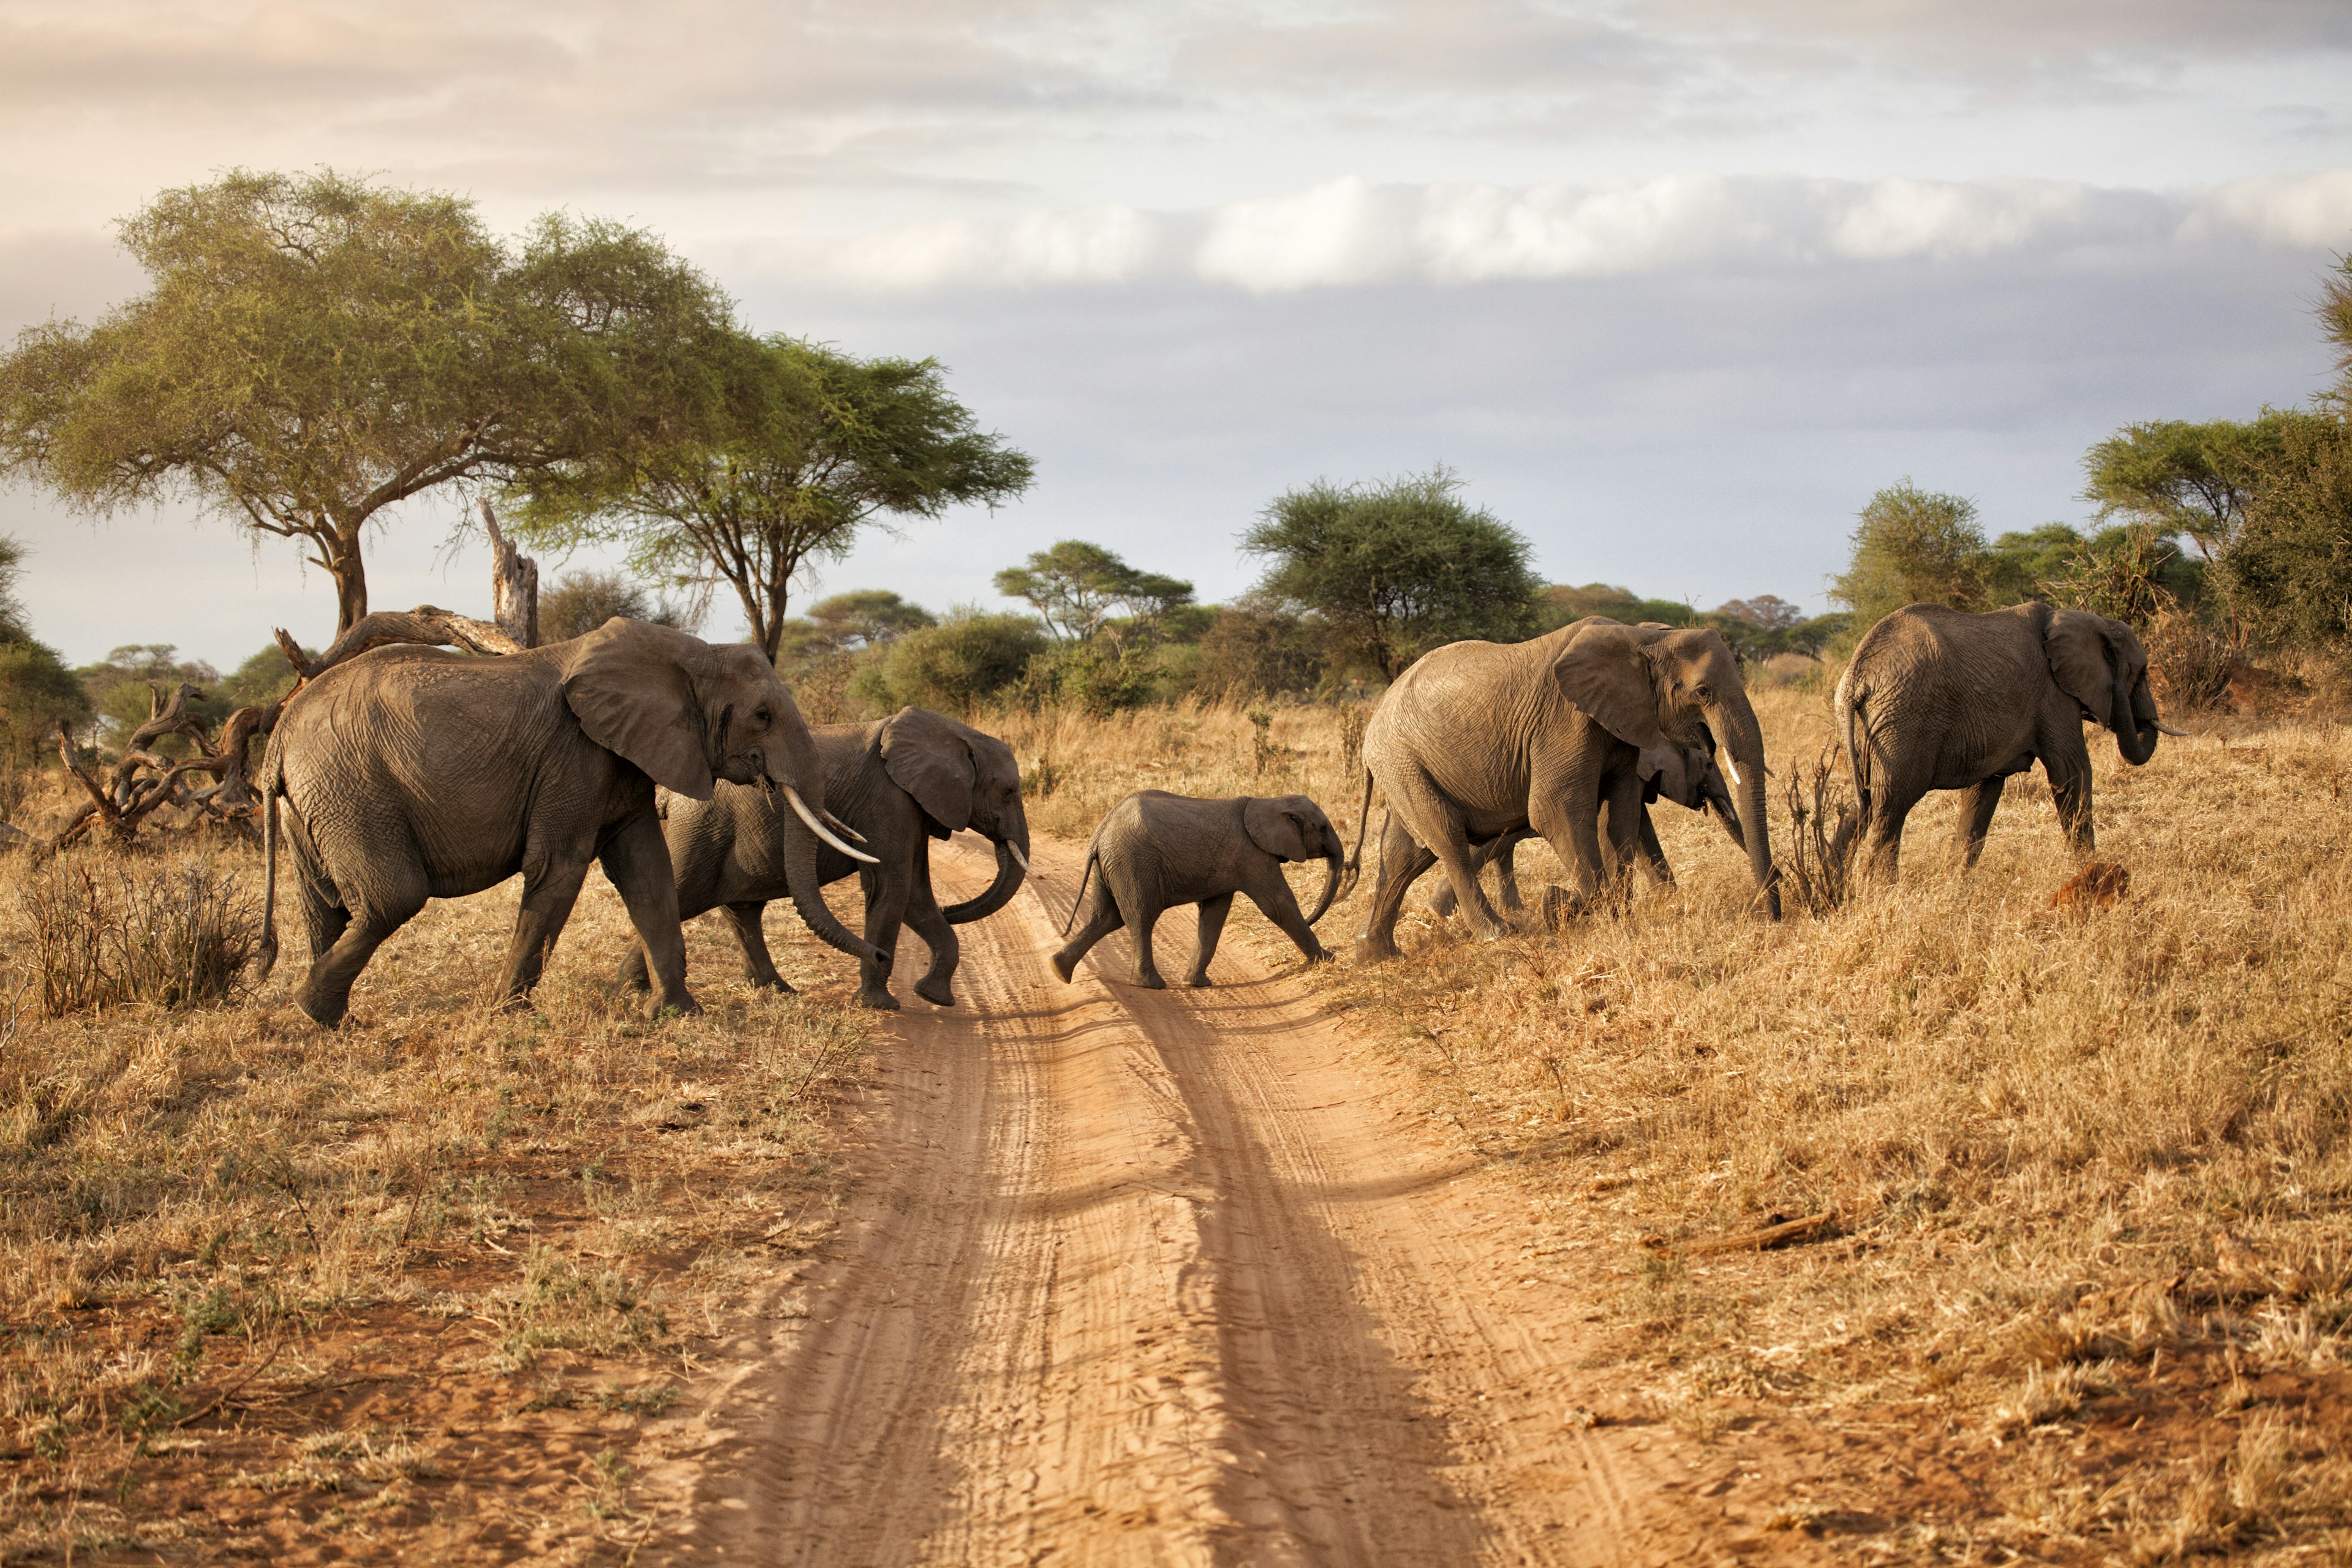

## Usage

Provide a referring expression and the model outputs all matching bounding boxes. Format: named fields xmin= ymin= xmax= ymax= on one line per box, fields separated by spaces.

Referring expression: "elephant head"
xmin=1640 ymin=741 xmax=1746 ymax=850
xmin=561 ymin=618 xmax=884 ymax=967
xmin=2044 ymin=608 xmax=2169 ymax=766
xmin=1245 ymin=795 xmax=1348 ymax=927
xmin=1555 ymin=621 xmax=1780 ymax=917
xmin=877 ymin=706 xmax=1035 ymax=922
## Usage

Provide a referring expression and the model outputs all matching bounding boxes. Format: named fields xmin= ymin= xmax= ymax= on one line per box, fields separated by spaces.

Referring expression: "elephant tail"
xmin=1342 ymin=766 xmax=1374 ymax=895
xmin=1835 ymin=668 xmax=1877 ymax=818
xmin=1060 ymin=848 xmax=1100 ymax=938
xmin=250 ymin=761 xmax=282 ymax=985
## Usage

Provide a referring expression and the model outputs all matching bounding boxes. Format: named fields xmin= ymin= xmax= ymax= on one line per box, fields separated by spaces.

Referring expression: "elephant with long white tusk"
xmin=630 ymin=706 xmax=1033 ymax=1009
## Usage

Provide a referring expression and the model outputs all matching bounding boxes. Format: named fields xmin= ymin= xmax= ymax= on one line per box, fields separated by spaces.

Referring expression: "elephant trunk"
xmin=945 ymin=837 xmax=1027 ymax=924
xmin=1303 ymin=843 xmax=1344 ymax=927
xmin=782 ymin=801 xmax=890 ymax=970
xmin=2114 ymin=670 xmax=2160 ymax=766
xmin=1710 ymin=698 xmax=1781 ymax=920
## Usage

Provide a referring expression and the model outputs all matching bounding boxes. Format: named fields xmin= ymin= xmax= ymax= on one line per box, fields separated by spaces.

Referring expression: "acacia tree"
xmin=516 ymin=336 xmax=1033 ymax=663
xmin=993 ymin=540 xmax=1193 ymax=643
xmin=1828 ymin=481 xmax=1998 ymax=634
xmin=2081 ymin=412 xmax=2316 ymax=565
xmin=0 ymin=170 xmax=736 ymax=637
xmin=1242 ymin=467 xmax=1539 ymax=679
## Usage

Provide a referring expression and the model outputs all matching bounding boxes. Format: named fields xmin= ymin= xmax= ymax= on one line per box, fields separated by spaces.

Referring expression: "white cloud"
xmin=752 ymin=167 xmax=2352 ymax=295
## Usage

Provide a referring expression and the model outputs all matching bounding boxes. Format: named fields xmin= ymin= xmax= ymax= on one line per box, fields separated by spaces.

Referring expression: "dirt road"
xmin=653 ymin=835 xmax=1778 ymax=1566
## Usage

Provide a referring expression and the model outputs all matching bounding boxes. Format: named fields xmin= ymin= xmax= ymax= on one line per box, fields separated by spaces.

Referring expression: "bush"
xmin=2146 ymin=609 xmax=2239 ymax=713
xmin=15 ymin=856 xmax=258 ymax=1015
xmin=1017 ymin=636 xmax=1161 ymax=717
xmin=1188 ymin=597 xmax=1325 ymax=699
xmin=1829 ymin=481 xmax=1997 ymax=636
xmin=539 ymin=569 xmax=696 ymax=643
xmin=2217 ymin=412 xmax=2352 ymax=650
xmin=859 ymin=609 xmax=1049 ymax=714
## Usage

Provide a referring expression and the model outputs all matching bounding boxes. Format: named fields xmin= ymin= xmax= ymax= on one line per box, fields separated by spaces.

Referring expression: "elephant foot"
xmin=914 ymin=977 xmax=957 ymax=1008
xmin=1050 ymin=949 xmax=1080 ymax=983
xmin=747 ymin=975 xmax=797 ymax=995
xmin=1131 ymin=972 xmax=1167 ymax=990
xmin=1300 ymin=944 xmax=1332 ymax=966
xmin=1423 ymin=888 xmax=1458 ymax=918
xmin=856 ymin=988 xmax=901 ymax=1011
xmin=292 ymin=986 xmax=348 ymax=1028
xmin=649 ymin=995 xmax=703 ymax=1021
xmin=1184 ymin=973 xmax=1214 ymax=988
xmin=1352 ymin=935 xmax=1400 ymax=964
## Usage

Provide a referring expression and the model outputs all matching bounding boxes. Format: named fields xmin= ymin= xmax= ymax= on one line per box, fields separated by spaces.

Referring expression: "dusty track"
xmin=655 ymin=835 xmax=1786 ymax=1566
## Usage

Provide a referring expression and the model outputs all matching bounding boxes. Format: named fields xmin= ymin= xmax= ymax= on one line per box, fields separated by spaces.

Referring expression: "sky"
xmin=2 ymin=0 xmax=2350 ymax=667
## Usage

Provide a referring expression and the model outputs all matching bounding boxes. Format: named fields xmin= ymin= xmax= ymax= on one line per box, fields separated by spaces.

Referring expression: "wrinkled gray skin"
xmin=1352 ymin=617 xmax=1779 ymax=962
xmin=626 ymin=707 xmax=1030 ymax=1010
xmin=1425 ymin=739 xmax=1745 ymax=917
xmin=1837 ymin=601 xmax=2169 ymax=880
xmin=253 ymin=619 xmax=883 ymax=1027
xmin=1052 ymin=791 xmax=1345 ymax=989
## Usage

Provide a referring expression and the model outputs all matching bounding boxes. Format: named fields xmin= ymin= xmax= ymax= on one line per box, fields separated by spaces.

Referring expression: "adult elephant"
xmin=1352 ymin=617 xmax=1779 ymax=961
xmin=254 ymin=619 xmax=883 ymax=1026
xmin=635 ymin=707 xmax=1031 ymax=1009
xmin=1425 ymin=739 xmax=1744 ymax=918
xmin=1836 ymin=600 xmax=2182 ymax=879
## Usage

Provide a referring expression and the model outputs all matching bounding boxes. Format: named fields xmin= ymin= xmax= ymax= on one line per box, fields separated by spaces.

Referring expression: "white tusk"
xmin=1008 ymin=842 xmax=1031 ymax=876
xmin=821 ymin=807 xmax=868 ymax=845
xmin=1722 ymin=756 xmax=1742 ymax=788
xmin=2154 ymin=720 xmax=2190 ymax=737
xmin=785 ymin=785 xmax=879 ymax=863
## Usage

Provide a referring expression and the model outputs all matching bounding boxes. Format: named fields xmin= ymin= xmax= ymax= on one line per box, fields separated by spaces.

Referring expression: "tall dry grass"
xmin=0 ymin=796 xmax=870 ymax=1561
xmin=993 ymin=684 xmax=2352 ymax=1557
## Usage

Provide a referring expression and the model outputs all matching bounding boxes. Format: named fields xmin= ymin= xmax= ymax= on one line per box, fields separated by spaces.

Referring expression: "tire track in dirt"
xmin=654 ymin=834 xmax=1738 ymax=1566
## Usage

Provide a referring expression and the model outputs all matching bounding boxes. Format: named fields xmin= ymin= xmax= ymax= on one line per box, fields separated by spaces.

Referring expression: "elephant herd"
xmin=249 ymin=598 xmax=2176 ymax=1025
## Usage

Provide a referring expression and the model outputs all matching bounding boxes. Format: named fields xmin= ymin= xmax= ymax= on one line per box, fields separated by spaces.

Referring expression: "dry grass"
xmin=0 ymin=782 xmax=871 ymax=1562
xmin=993 ymin=685 xmax=2352 ymax=1558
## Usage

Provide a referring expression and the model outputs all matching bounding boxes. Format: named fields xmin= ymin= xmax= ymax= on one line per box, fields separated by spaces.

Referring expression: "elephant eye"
xmin=754 ymin=706 xmax=771 ymax=726
xmin=1692 ymin=684 xmax=1714 ymax=703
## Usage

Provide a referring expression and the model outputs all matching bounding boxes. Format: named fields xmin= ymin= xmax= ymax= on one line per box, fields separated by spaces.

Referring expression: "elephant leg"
xmin=295 ymin=869 xmax=428 ymax=1029
xmin=1355 ymin=811 xmax=1436 ymax=963
xmin=1389 ymin=772 xmax=1504 ymax=941
xmin=1953 ymin=777 xmax=2006 ymax=869
xmin=1493 ymin=835 xmax=1527 ymax=912
xmin=1861 ymin=774 xmax=1929 ymax=883
xmin=903 ymin=854 xmax=960 ymax=1008
xmin=616 ymin=943 xmax=652 ymax=993
xmin=1051 ymin=881 xmax=1125 ymax=982
xmin=1246 ymin=870 xmax=1330 ymax=968
xmin=2042 ymin=746 xmax=2095 ymax=856
xmin=594 ymin=815 xmax=695 ymax=1018
xmin=720 ymin=902 xmax=794 ymax=993
xmin=1634 ymin=807 xmax=1674 ymax=887
xmin=1128 ymin=895 xmax=1169 ymax=989
xmin=856 ymin=864 xmax=908 ymax=1012
xmin=1186 ymin=893 xmax=1234 ymax=987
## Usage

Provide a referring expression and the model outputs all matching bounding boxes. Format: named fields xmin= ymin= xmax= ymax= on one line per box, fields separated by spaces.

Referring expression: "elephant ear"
xmin=1551 ymin=623 xmax=1665 ymax=749
xmin=560 ymin=619 xmax=717 ymax=800
xmin=881 ymin=707 xmax=976 ymax=832
xmin=1243 ymin=797 xmax=1314 ymax=862
xmin=2044 ymin=609 xmax=2120 ymax=728
xmin=1638 ymin=744 xmax=1693 ymax=807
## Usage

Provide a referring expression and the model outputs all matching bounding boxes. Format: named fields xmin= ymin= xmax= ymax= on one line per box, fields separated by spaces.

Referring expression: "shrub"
xmin=1188 ymin=597 xmax=1325 ymax=699
xmin=2146 ymin=609 xmax=2238 ymax=713
xmin=15 ymin=856 xmax=258 ymax=1015
xmin=860 ymin=609 xmax=1048 ymax=714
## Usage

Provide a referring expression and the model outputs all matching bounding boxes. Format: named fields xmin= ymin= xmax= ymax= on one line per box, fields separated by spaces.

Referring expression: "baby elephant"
xmin=1053 ymin=791 xmax=1346 ymax=989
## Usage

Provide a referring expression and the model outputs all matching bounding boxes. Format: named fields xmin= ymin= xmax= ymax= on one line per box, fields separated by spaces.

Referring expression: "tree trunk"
xmin=482 ymin=500 xmax=539 ymax=649
xmin=330 ymin=532 xmax=369 ymax=638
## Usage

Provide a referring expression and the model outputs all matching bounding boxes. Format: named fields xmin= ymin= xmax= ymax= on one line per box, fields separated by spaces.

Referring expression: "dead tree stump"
xmin=483 ymin=500 xmax=538 ymax=650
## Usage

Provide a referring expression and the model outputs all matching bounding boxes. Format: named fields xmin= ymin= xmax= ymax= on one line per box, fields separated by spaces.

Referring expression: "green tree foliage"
xmin=0 ymin=537 xmax=88 ymax=764
xmin=220 ymin=643 xmax=311 ymax=708
xmin=804 ymin=590 xmax=937 ymax=653
xmin=1829 ymin=481 xmax=1999 ymax=632
xmin=2081 ymin=413 xmax=2309 ymax=564
xmin=1698 ymin=597 xmax=1851 ymax=663
xmin=1243 ymin=467 xmax=1540 ymax=679
xmin=993 ymin=540 xmax=1194 ymax=643
xmin=2217 ymin=412 xmax=2352 ymax=647
xmin=858 ymin=609 xmax=1049 ymax=714
xmin=519 ymin=338 xmax=1033 ymax=663
xmin=538 ymin=568 xmax=696 ymax=644
xmin=0 ymin=170 xmax=739 ymax=638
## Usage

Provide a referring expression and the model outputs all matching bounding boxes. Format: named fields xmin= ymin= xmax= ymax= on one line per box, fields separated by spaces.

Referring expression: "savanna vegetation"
xmin=1 ymin=165 xmax=2350 ymax=1560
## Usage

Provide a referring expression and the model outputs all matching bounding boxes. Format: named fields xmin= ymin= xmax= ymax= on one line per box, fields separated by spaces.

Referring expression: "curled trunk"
xmin=1303 ymin=846 xmax=1344 ymax=925
xmin=946 ymin=837 xmax=1027 ymax=924
xmin=2114 ymin=673 xmax=2160 ymax=766
xmin=783 ymin=810 xmax=889 ymax=968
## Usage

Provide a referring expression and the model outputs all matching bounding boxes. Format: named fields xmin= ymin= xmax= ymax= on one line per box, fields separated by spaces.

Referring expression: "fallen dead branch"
xmin=42 ymin=683 xmax=276 ymax=854
xmin=1643 ymin=1212 xmax=1838 ymax=1257
xmin=276 ymin=603 xmax=523 ymax=680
